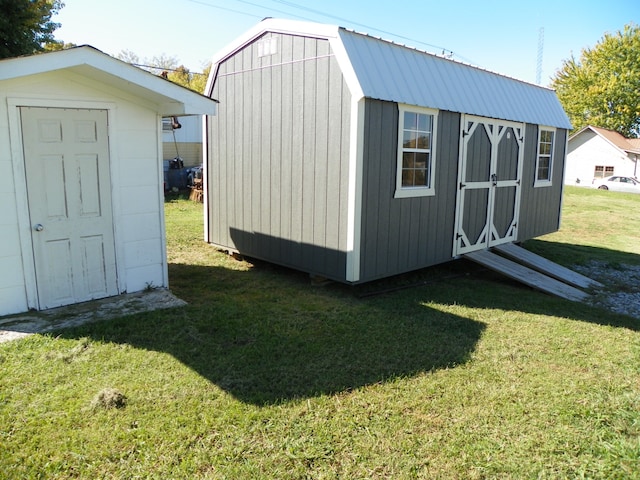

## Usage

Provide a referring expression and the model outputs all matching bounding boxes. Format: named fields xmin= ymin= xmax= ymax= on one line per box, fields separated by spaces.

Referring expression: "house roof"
xmin=570 ymin=125 xmax=640 ymax=155
xmin=207 ymin=18 xmax=571 ymax=129
xmin=0 ymin=46 xmax=218 ymax=116
xmin=628 ymin=138 xmax=640 ymax=150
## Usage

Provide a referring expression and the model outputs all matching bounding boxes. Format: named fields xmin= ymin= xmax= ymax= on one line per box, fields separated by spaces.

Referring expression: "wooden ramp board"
xmin=492 ymin=243 xmax=604 ymax=289
xmin=464 ymin=250 xmax=590 ymax=302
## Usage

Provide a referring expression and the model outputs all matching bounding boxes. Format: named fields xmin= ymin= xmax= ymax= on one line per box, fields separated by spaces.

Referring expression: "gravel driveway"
xmin=574 ymin=261 xmax=640 ymax=320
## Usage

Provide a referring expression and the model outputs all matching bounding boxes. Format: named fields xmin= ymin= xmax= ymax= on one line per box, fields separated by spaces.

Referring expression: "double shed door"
xmin=454 ymin=115 xmax=524 ymax=256
xmin=21 ymin=107 xmax=118 ymax=310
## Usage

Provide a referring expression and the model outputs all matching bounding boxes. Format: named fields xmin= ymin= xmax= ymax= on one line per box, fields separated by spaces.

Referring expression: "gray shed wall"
xmin=359 ymin=101 xmax=460 ymax=282
xmin=207 ymin=29 xmax=568 ymax=284
xmin=207 ymin=33 xmax=352 ymax=280
xmin=517 ymin=125 xmax=568 ymax=240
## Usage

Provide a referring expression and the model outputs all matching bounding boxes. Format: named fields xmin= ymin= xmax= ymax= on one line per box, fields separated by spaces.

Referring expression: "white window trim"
xmin=394 ymin=104 xmax=438 ymax=198
xmin=534 ymin=126 xmax=556 ymax=188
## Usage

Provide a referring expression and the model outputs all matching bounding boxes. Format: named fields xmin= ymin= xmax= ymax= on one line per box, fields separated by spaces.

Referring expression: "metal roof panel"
xmin=338 ymin=29 xmax=572 ymax=129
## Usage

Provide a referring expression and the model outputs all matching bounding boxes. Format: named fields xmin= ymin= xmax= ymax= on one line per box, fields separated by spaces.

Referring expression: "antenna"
xmin=536 ymin=27 xmax=544 ymax=84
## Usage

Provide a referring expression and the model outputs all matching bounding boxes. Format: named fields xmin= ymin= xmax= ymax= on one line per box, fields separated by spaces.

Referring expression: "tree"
xmin=167 ymin=63 xmax=211 ymax=94
xmin=43 ymin=41 xmax=75 ymax=52
xmin=150 ymin=54 xmax=210 ymax=93
xmin=115 ymin=49 xmax=141 ymax=66
xmin=0 ymin=0 xmax=64 ymax=59
xmin=116 ymin=50 xmax=210 ymax=94
xmin=551 ymin=23 xmax=640 ymax=138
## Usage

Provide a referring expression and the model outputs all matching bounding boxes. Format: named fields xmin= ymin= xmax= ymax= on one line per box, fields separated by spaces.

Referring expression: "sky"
xmin=53 ymin=0 xmax=638 ymax=86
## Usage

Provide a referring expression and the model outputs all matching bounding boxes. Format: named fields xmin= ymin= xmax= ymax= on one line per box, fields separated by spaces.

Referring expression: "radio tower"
xmin=536 ymin=27 xmax=544 ymax=84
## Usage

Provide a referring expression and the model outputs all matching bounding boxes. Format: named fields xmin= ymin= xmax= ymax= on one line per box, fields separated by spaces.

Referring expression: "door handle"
xmin=491 ymin=174 xmax=498 ymax=186
xmin=34 ymin=224 xmax=44 ymax=232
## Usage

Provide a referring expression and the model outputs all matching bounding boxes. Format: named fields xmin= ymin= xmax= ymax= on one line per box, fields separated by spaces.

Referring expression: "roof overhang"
xmin=0 ymin=46 xmax=218 ymax=117
xmin=570 ymin=126 xmax=640 ymax=155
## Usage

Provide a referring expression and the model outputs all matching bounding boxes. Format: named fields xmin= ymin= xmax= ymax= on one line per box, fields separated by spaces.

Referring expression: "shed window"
xmin=534 ymin=127 xmax=555 ymax=187
xmin=395 ymin=105 xmax=438 ymax=198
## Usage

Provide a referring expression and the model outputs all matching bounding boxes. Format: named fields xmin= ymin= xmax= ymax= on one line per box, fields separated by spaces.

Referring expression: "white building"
xmin=565 ymin=126 xmax=640 ymax=186
xmin=163 ymin=114 xmax=203 ymax=167
xmin=0 ymin=46 xmax=216 ymax=316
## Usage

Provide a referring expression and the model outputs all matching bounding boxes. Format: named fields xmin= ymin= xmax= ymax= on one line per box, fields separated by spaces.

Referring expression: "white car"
xmin=592 ymin=175 xmax=640 ymax=194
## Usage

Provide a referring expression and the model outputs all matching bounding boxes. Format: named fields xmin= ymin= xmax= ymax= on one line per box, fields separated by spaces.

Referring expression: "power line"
xmin=131 ymin=63 xmax=206 ymax=76
xmin=184 ymin=0 xmax=264 ymax=19
xmin=270 ymin=0 xmax=454 ymax=56
xmin=185 ymin=0 xmax=307 ymax=21
xmin=268 ymin=0 xmax=480 ymax=65
xmin=183 ymin=0 xmax=478 ymax=65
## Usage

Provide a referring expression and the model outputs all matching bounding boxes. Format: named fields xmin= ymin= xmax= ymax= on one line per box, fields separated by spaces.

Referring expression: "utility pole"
xmin=536 ymin=27 xmax=544 ymax=85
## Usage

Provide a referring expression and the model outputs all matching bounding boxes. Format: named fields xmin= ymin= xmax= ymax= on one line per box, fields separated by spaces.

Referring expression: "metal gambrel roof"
xmin=337 ymin=29 xmax=572 ymax=129
xmin=207 ymin=18 xmax=571 ymax=129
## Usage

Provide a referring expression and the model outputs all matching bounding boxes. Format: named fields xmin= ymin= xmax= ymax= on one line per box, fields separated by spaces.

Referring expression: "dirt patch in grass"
xmin=0 ymin=289 xmax=186 ymax=343
xmin=90 ymin=388 xmax=127 ymax=410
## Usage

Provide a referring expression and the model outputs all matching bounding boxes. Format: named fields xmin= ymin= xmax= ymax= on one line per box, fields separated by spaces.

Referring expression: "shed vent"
xmin=257 ymin=37 xmax=278 ymax=57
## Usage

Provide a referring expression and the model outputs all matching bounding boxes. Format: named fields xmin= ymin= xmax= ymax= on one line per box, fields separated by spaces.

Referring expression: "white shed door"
xmin=21 ymin=107 xmax=118 ymax=310
xmin=454 ymin=116 xmax=524 ymax=256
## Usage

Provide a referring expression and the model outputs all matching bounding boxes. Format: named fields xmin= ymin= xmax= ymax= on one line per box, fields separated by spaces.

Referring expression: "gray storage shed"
xmin=204 ymin=19 xmax=572 ymax=284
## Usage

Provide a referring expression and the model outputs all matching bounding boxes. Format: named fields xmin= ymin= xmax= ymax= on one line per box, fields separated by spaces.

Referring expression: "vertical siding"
xmin=207 ymin=33 xmax=351 ymax=280
xmin=359 ymin=102 xmax=460 ymax=282
xmin=517 ymin=125 xmax=567 ymax=240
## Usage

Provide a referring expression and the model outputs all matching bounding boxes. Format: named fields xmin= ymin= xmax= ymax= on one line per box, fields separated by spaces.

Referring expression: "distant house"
xmin=203 ymin=19 xmax=572 ymax=284
xmin=163 ymin=115 xmax=202 ymax=167
xmin=0 ymin=46 xmax=217 ymax=316
xmin=566 ymin=126 xmax=640 ymax=186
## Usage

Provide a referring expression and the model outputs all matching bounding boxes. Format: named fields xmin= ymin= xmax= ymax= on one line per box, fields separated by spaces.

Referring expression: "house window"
xmin=594 ymin=165 xmax=614 ymax=179
xmin=534 ymin=127 xmax=555 ymax=187
xmin=395 ymin=105 xmax=438 ymax=198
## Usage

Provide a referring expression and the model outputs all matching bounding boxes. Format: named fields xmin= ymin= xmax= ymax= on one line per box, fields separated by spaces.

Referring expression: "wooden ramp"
xmin=492 ymin=243 xmax=604 ymax=289
xmin=464 ymin=249 xmax=591 ymax=302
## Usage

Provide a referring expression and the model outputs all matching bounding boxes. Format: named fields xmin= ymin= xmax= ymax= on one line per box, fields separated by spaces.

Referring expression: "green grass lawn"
xmin=1 ymin=187 xmax=639 ymax=479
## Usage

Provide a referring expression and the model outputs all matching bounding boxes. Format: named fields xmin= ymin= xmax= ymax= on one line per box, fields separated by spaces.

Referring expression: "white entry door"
xmin=21 ymin=107 xmax=118 ymax=309
xmin=454 ymin=115 xmax=524 ymax=256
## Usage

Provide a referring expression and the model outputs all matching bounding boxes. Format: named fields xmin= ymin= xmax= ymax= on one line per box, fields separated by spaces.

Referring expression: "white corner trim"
xmin=331 ymin=31 xmax=365 ymax=101
xmin=202 ymin=114 xmax=210 ymax=243
xmin=345 ymin=98 xmax=366 ymax=283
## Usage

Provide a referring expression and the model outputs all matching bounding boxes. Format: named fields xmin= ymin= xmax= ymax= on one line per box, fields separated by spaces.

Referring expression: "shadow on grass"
xmin=51 ymin=261 xmax=485 ymax=405
xmin=52 ymin=241 xmax=639 ymax=405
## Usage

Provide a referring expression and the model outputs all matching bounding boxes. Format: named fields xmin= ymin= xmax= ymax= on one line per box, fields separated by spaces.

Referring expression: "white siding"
xmin=566 ymin=131 xmax=637 ymax=186
xmin=0 ymin=69 xmax=167 ymax=315
xmin=163 ymin=115 xmax=202 ymax=143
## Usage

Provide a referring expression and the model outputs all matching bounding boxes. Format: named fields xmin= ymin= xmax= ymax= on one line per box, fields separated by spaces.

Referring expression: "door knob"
xmin=34 ymin=224 xmax=44 ymax=232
